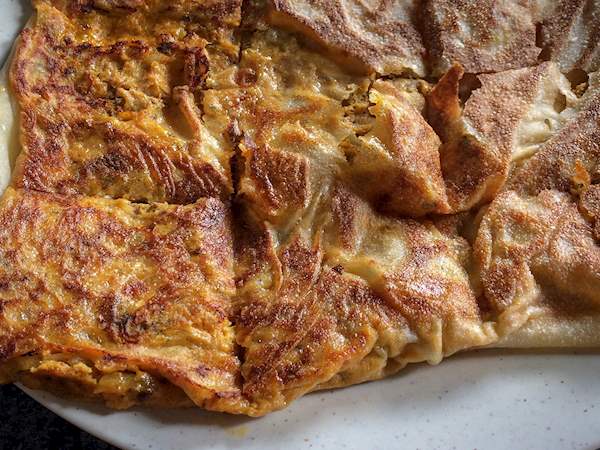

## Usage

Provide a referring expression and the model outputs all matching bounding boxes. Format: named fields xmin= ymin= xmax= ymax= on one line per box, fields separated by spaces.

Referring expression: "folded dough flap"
xmin=266 ymin=0 xmax=426 ymax=77
xmin=234 ymin=184 xmax=494 ymax=415
xmin=423 ymin=0 xmax=541 ymax=76
xmin=508 ymin=72 xmax=600 ymax=196
xmin=427 ymin=62 xmax=576 ymax=212
xmin=474 ymin=188 xmax=600 ymax=347
xmin=0 ymin=187 xmax=247 ymax=413
xmin=340 ymin=79 xmax=451 ymax=218
xmin=540 ymin=0 xmax=600 ymax=73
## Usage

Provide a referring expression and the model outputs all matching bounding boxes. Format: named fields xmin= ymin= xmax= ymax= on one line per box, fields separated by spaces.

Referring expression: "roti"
xmin=0 ymin=0 xmax=599 ymax=416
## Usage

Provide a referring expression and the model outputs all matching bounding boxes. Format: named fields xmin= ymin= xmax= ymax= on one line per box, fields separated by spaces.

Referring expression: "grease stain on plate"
xmin=224 ymin=425 xmax=249 ymax=439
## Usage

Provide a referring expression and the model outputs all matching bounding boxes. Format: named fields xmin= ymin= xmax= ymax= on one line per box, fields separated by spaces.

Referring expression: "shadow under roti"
xmin=18 ymin=347 xmax=600 ymax=450
xmin=29 ymin=347 xmax=600 ymax=431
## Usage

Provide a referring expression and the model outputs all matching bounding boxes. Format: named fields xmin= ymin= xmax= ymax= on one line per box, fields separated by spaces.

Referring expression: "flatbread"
xmin=423 ymin=0 xmax=542 ymax=75
xmin=539 ymin=0 xmax=600 ymax=73
xmin=1 ymin=0 xmax=600 ymax=417
xmin=0 ymin=187 xmax=244 ymax=412
xmin=474 ymin=189 xmax=600 ymax=347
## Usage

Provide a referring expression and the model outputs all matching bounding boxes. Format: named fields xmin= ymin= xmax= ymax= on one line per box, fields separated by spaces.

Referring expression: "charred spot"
xmin=62 ymin=67 xmax=76 ymax=77
xmin=157 ymin=41 xmax=176 ymax=55
xmin=113 ymin=314 xmax=145 ymax=344
xmin=183 ymin=48 xmax=210 ymax=90
xmin=108 ymin=40 xmax=127 ymax=55
xmin=196 ymin=364 xmax=212 ymax=377
xmin=82 ymin=151 xmax=135 ymax=178
xmin=28 ymin=289 xmax=43 ymax=303
xmin=74 ymin=43 xmax=93 ymax=54
xmin=332 ymin=265 xmax=344 ymax=274
xmin=0 ymin=340 xmax=17 ymax=362
xmin=117 ymin=40 xmax=148 ymax=56
xmin=235 ymin=68 xmax=257 ymax=87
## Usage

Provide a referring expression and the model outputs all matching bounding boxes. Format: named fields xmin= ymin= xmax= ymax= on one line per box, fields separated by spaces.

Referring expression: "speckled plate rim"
xmin=16 ymin=350 xmax=600 ymax=450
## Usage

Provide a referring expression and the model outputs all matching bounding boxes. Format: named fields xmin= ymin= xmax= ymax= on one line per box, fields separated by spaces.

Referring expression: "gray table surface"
xmin=0 ymin=384 xmax=118 ymax=449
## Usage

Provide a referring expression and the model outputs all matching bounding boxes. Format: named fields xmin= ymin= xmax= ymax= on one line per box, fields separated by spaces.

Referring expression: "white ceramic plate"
xmin=2 ymin=2 xmax=600 ymax=449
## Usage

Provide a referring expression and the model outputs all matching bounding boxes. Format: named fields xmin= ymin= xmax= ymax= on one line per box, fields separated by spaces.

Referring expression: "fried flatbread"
xmin=540 ymin=0 xmax=600 ymax=73
xmin=0 ymin=187 xmax=245 ymax=412
xmin=10 ymin=0 xmax=241 ymax=203
xmin=423 ymin=0 xmax=541 ymax=75
xmin=266 ymin=0 xmax=426 ymax=76
xmin=1 ymin=0 xmax=600 ymax=417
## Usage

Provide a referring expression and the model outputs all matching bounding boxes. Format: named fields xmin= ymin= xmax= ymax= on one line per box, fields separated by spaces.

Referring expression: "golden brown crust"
xmin=423 ymin=0 xmax=541 ymax=75
xmin=0 ymin=188 xmax=246 ymax=413
xmin=10 ymin=0 xmax=239 ymax=203
xmin=341 ymin=80 xmax=450 ymax=217
xmin=39 ymin=0 xmax=242 ymax=81
xmin=540 ymin=0 xmax=600 ymax=73
xmin=239 ymin=141 xmax=311 ymax=223
xmin=235 ymin=185 xmax=493 ymax=414
xmin=267 ymin=0 xmax=426 ymax=76
xmin=3 ymin=0 xmax=600 ymax=417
